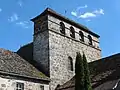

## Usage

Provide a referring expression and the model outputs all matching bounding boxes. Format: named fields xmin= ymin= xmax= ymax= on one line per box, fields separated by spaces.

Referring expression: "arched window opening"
xmin=79 ymin=31 xmax=84 ymax=42
xmin=60 ymin=22 xmax=65 ymax=34
xmin=70 ymin=26 xmax=75 ymax=38
xmin=68 ymin=56 xmax=73 ymax=71
xmin=88 ymin=35 xmax=92 ymax=45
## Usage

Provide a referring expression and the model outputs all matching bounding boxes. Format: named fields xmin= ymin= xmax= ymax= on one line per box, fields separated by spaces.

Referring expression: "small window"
xmin=70 ymin=26 xmax=75 ymax=38
xmin=40 ymin=85 xmax=44 ymax=90
xmin=16 ymin=82 xmax=24 ymax=90
xmin=68 ymin=56 xmax=73 ymax=71
xmin=60 ymin=22 xmax=65 ymax=34
xmin=79 ymin=31 xmax=84 ymax=42
xmin=88 ymin=35 xmax=92 ymax=45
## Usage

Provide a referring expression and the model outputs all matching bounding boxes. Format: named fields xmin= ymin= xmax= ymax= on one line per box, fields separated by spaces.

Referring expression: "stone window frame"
xmin=40 ymin=85 xmax=44 ymax=90
xmin=70 ymin=26 xmax=75 ymax=38
xmin=79 ymin=31 xmax=84 ymax=42
xmin=88 ymin=35 xmax=92 ymax=45
xmin=68 ymin=56 xmax=74 ymax=71
xmin=60 ymin=22 xmax=66 ymax=35
xmin=16 ymin=82 xmax=24 ymax=90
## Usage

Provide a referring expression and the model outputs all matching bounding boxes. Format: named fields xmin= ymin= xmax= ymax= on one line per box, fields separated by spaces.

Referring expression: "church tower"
xmin=31 ymin=8 xmax=101 ymax=90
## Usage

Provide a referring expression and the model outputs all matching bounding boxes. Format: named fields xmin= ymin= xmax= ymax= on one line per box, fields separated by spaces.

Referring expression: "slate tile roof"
xmin=56 ymin=53 xmax=120 ymax=90
xmin=56 ymin=76 xmax=119 ymax=90
xmin=0 ymin=48 xmax=49 ymax=81
xmin=17 ymin=42 xmax=33 ymax=64
xmin=17 ymin=42 xmax=48 ymax=76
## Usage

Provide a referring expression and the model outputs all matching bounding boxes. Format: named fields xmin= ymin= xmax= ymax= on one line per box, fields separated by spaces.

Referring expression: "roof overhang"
xmin=31 ymin=8 xmax=100 ymax=38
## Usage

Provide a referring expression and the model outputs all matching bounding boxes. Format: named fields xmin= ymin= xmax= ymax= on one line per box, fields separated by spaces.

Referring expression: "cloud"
xmin=79 ymin=12 xmax=96 ymax=19
xmin=77 ymin=5 xmax=88 ymax=10
xmin=71 ymin=6 xmax=104 ymax=20
xmin=93 ymin=9 xmax=104 ymax=15
xmin=0 ymin=8 xmax=2 ymax=12
xmin=8 ymin=13 xmax=19 ymax=22
xmin=16 ymin=21 xmax=30 ymax=29
xmin=79 ymin=9 xmax=104 ymax=19
xmin=71 ymin=11 xmax=77 ymax=17
xmin=18 ymin=0 xmax=23 ymax=7
xmin=71 ymin=5 xmax=88 ymax=17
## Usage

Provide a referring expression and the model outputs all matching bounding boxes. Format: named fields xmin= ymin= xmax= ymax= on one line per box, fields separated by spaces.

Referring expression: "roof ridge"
xmin=31 ymin=8 xmax=100 ymax=38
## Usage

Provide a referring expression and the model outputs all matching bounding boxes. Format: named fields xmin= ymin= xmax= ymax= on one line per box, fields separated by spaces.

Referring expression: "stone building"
xmin=30 ymin=8 xmax=101 ymax=90
xmin=1 ymin=8 xmax=118 ymax=90
xmin=0 ymin=8 xmax=101 ymax=90
xmin=0 ymin=48 xmax=50 ymax=90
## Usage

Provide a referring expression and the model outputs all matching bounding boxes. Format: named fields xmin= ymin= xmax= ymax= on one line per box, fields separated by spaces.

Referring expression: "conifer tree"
xmin=83 ymin=53 xmax=92 ymax=90
xmin=75 ymin=52 xmax=84 ymax=90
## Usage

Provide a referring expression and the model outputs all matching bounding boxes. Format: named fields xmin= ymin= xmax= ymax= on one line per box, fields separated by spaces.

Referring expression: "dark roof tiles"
xmin=0 ymin=48 xmax=49 ymax=81
xmin=56 ymin=53 xmax=120 ymax=90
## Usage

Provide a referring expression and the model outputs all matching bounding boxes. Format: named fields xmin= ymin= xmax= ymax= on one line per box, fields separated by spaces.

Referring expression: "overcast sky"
xmin=0 ymin=0 xmax=120 ymax=57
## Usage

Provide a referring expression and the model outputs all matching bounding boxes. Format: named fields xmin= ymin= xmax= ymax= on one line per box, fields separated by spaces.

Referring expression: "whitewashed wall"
xmin=0 ymin=77 xmax=49 ymax=90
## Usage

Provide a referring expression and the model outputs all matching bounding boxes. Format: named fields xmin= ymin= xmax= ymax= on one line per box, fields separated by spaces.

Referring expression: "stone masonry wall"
xmin=0 ymin=77 xmax=49 ymax=90
xmin=48 ymin=15 xmax=100 ymax=50
xmin=33 ymin=14 xmax=101 ymax=90
xmin=48 ymin=15 xmax=101 ymax=90
xmin=33 ymin=15 xmax=49 ymax=74
xmin=33 ymin=30 xmax=49 ymax=74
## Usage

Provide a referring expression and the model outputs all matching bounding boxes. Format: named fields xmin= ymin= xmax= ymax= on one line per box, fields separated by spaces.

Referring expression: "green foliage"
xmin=83 ymin=53 xmax=92 ymax=90
xmin=75 ymin=52 xmax=92 ymax=90
xmin=75 ymin=52 xmax=84 ymax=90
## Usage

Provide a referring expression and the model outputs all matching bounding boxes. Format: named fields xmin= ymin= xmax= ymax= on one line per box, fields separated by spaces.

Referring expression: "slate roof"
xmin=56 ymin=76 xmax=119 ymax=90
xmin=17 ymin=43 xmax=48 ymax=76
xmin=31 ymin=8 xmax=100 ymax=38
xmin=17 ymin=42 xmax=33 ymax=64
xmin=56 ymin=53 xmax=120 ymax=90
xmin=0 ymin=48 xmax=49 ymax=81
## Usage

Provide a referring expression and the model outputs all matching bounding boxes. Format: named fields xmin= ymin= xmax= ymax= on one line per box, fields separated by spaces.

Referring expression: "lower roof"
xmin=56 ymin=53 xmax=120 ymax=90
xmin=0 ymin=48 xmax=49 ymax=81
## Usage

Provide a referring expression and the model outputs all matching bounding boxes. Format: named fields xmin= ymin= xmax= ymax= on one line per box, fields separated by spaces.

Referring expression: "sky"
xmin=0 ymin=0 xmax=120 ymax=57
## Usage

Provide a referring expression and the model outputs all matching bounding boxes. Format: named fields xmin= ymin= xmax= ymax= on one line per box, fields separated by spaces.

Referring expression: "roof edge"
xmin=0 ymin=70 xmax=50 ymax=82
xmin=31 ymin=8 xmax=100 ymax=38
xmin=97 ymin=53 xmax=120 ymax=61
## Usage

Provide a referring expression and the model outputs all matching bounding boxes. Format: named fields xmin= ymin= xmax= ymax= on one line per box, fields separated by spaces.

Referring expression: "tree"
xmin=83 ymin=53 xmax=92 ymax=90
xmin=75 ymin=52 xmax=92 ymax=90
xmin=75 ymin=52 xmax=84 ymax=90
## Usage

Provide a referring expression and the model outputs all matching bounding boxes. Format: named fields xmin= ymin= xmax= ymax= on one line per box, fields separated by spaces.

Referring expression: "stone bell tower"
xmin=31 ymin=8 xmax=101 ymax=90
